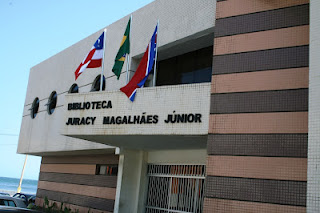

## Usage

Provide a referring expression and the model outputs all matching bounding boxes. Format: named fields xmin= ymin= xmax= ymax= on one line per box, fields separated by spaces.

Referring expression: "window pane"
xmin=69 ymin=84 xmax=79 ymax=93
xmin=156 ymin=46 xmax=212 ymax=86
xmin=111 ymin=166 xmax=118 ymax=175
xmin=31 ymin=97 xmax=39 ymax=119
xmin=47 ymin=91 xmax=57 ymax=115
xmin=96 ymin=164 xmax=118 ymax=176
xmin=194 ymin=67 xmax=212 ymax=83
xmin=157 ymin=57 xmax=177 ymax=86
xmin=99 ymin=165 xmax=107 ymax=175
xmin=91 ymin=75 xmax=105 ymax=92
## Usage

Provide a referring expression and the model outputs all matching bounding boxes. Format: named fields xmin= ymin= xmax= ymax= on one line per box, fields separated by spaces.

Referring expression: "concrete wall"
xmin=62 ymin=83 xmax=210 ymax=134
xmin=18 ymin=104 xmax=112 ymax=155
xmin=147 ymin=149 xmax=206 ymax=164
xmin=307 ymin=0 xmax=320 ymax=212
xmin=18 ymin=0 xmax=215 ymax=155
xmin=61 ymin=83 xmax=211 ymax=150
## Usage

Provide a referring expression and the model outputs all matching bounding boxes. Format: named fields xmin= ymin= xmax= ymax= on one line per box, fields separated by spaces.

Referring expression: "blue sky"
xmin=0 ymin=0 xmax=153 ymax=180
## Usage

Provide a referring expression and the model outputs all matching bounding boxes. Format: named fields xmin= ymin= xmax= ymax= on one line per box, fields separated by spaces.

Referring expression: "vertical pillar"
xmin=307 ymin=1 xmax=320 ymax=212
xmin=114 ymin=149 xmax=148 ymax=213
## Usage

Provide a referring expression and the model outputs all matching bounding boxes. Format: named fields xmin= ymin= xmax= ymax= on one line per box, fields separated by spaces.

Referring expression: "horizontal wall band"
xmin=203 ymin=198 xmax=306 ymax=213
xmin=209 ymin=112 xmax=308 ymax=134
xmin=42 ymin=155 xmax=119 ymax=165
xmin=40 ymin=164 xmax=96 ymax=175
xmin=39 ymin=172 xmax=117 ymax=188
xmin=210 ymin=89 xmax=308 ymax=114
xmin=205 ymin=176 xmax=306 ymax=206
xmin=207 ymin=134 xmax=308 ymax=157
xmin=215 ymin=4 xmax=309 ymax=37
xmin=214 ymin=25 xmax=309 ymax=55
xmin=206 ymin=156 xmax=307 ymax=181
xmin=213 ymin=45 xmax=309 ymax=75
xmin=36 ymin=198 xmax=112 ymax=213
xmin=38 ymin=181 xmax=116 ymax=200
xmin=37 ymin=189 xmax=115 ymax=212
xmin=211 ymin=68 xmax=309 ymax=94
xmin=216 ymin=0 xmax=309 ymax=20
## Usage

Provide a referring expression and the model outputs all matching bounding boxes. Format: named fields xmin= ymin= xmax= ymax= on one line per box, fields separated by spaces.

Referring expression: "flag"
xmin=74 ymin=32 xmax=104 ymax=80
xmin=112 ymin=18 xmax=131 ymax=79
xmin=120 ymin=25 xmax=158 ymax=102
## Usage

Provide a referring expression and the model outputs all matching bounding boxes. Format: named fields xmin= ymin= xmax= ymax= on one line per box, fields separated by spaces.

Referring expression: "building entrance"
xmin=145 ymin=164 xmax=205 ymax=213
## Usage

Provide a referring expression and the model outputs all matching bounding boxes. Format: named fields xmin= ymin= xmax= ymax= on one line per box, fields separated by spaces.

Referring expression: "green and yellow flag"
xmin=112 ymin=18 xmax=131 ymax=79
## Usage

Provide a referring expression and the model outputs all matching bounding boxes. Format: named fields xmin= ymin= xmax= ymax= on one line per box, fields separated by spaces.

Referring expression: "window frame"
xmin=30 ymin=97 xmax=40 ymax=119
xmin=47 ymin=91 xmax=57 ymax=115
xmin=68 ymin=83 xmax=79 ymax=94
xmin=91 ymin=75 xmax=105 ymax=92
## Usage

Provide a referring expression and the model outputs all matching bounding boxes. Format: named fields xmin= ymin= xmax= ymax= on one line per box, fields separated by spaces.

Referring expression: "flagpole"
xmin=153 ymin=20 xmax=159 ymax=87
xmin=126 ymin=55 xmax=129 ymax=84
xmin=126 ymin=15 xmax=133 ymax=84
xmin=17 ymin=155 xmax=28 ymax=193
xmin=100 ymin=28 xmax=107 ymax=91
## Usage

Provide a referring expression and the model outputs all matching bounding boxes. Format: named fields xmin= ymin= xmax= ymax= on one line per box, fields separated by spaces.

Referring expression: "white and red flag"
xmin=120 ymin=25 xmax=158 ymax=101
xmin=74 ymin=32 xmax=104 ymax=80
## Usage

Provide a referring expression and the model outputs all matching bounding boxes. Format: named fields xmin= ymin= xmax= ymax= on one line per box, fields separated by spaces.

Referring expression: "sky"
xmin=0 ymin=0 xmax=153 ymax=180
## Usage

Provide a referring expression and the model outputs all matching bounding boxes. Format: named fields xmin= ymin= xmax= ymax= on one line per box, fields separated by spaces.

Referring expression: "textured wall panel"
xmin=42 ymin=155 xmax=119 ymax=165
xmin=206 ymin=156 xmax=307 ymax=181
xmin=36 ymin=198 xmax=112 ymax=213
xmin=203 ymin=198 xmax=306 ymax=213
xmin=40 ymin=164 xmax=96 ymax=175
xmin=210 ymin=89 xmax=308 ymax=114
xmin=216 ymin=0 xmax=309 ymax=19
xmin=213 ymin=46 xmax=309 ymax=75
xmin=214 ymin=25 xmax=309 ymax=55
xmin=37 ymin=155 xmax=118 ymax=212
xmin=207 ymin=0 xmax=310 ymax=211
xmin=211 ymin=68 xmax=309 ymax=94
xmin=38 ymin=181 xmax=116 ymax=200
xmin=215 ymin=4 xmax=309 ymax=37
xmin=205 ymin=176 xmax=306 ymax=206
xmin=207 ymin=134 xmax=308 ymax=157
xmin=37 ymin=189 xmax=115 ymax=212
xmin=209 ymin=112 xmax=308 ymax=134
xmin=39 ymin=172 xmax=117 ymax=188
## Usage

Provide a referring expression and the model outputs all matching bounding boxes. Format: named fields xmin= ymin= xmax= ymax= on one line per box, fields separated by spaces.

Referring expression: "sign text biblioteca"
xmin=65 ymin=101 xmax=202 ymax=126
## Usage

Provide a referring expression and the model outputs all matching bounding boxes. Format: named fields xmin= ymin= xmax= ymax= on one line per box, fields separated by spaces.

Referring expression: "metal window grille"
xmin=145 ymin=164 xmax=205 ymax=213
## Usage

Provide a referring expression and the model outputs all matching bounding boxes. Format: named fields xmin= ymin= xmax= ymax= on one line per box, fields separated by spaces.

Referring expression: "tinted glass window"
xmin=156 ymin=46 xmax=212 ymax=86
xmin=69 ymin=84 xmax=79 ymax=93
xmin=30 ymin=97 xmax=39 ymax=119
xmin=47 ymin=91 xmax=57 ymax=115
xmin=91 ymin=75 xmax=105 ymax=92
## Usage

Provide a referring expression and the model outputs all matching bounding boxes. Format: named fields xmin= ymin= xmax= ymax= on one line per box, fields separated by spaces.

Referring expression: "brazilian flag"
xmin=112 ymin=18 xmax=131 ymax=79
